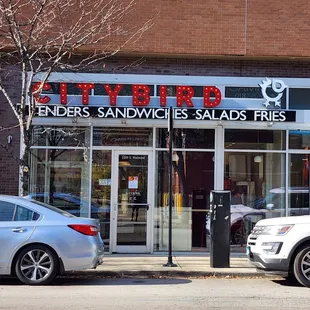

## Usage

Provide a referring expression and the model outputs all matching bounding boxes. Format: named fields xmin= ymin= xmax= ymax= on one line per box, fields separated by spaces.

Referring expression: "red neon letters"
xmin=132 ymin=85 xmax=151 ymax=106
xmin=76 ymin=83 xmax=94 ymax=105
xmin=32 ymin=83 xmax=222 ymax=107
xmin=204 ymin=86 xmax=221 ymax=108
xmin=104 ymin=84 xmax=123 ymax=106
xmin=32 ymin=82 xmax=51 ymax=104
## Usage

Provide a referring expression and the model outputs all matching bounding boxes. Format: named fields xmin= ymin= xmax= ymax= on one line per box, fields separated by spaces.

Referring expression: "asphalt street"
xmin=0 ymin=275 xmax=310 ymax=309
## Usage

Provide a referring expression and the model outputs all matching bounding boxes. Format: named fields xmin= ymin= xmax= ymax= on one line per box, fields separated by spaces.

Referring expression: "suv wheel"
xmin=15 ymin=245 xmax=59 ymax=285
xmin=293 ymin=245 xmax=310 ymax=287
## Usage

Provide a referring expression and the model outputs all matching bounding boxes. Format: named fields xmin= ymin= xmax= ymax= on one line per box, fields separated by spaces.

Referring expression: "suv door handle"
xmin=12 ymin=227 xmax=25 ymax=233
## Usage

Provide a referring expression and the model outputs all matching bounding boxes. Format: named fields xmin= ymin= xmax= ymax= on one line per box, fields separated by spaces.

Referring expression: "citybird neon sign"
xmin=32 ymin=83 xmax=222 ymax=108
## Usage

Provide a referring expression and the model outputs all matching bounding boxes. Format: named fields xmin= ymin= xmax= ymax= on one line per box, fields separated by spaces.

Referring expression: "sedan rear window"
xmin=0 ymin=201 xmax=40 ymax=221
xmin=0 ymin=201 xmax=15 ymax=221
xmin=29 ymin=200 xmax=75 ymax=217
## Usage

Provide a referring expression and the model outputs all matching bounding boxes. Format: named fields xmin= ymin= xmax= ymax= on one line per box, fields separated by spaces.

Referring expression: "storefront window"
xmin=225 ymin=129 xmax=285 ymax=150
xmin=32 ymin=126 xmax=91 ymax=147
xmin=29 ymin=149 xmax=90 ymax=217
xmin=225 ymin=87 xmax=263 ymax=99
xmin=289 ymin=130 xmax=310 ymax=149
xmin=225 ymin=87 xmax=286 ymax=108
xmin=155 ymin=86 xmax=204 ymax=97
xmin=92 ymin=151 xmax=112 ymax=251
xmin=289 ymin=154 xmax=310 ymax=216
xmin=94 ymin=84 xmax=154 ymax=96
xmin=224 ymin=152 xmax=285 ymax=246
xmin=156 ymin=129 xmax=215 ymax=149
xmin=93 ymin=127 xmax=152 ymax=146
xmin=289 ymin=88 xmax=310 ymax=110
xmin=154 ymin=150 xmax=214 ymax=251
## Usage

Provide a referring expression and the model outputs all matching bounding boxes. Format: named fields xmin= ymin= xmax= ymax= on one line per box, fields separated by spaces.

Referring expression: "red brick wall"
xmin=118 ymin=0 xmax=310 ymax=58
xmin=4 ymin=1 xmax=309 ymax=59
xmin=0 ymin=67 xmax=21 ymax=195
xmin=0 ymin=109 xmax=20 ymax=195
xmin=105 ymin=58 xmax=310 ymax=77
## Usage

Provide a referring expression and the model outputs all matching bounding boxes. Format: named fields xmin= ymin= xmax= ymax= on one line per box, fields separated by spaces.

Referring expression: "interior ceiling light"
xmin=254 ymin=155 xmax=263 ymax=163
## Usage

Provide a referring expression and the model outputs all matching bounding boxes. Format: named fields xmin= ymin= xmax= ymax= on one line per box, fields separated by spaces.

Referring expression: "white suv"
xmin=247 ymin=215 xmax=310 ymax=287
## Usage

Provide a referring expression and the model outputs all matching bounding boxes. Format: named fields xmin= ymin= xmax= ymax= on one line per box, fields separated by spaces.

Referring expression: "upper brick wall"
xmin=246 ymin=1 xmax=310 ymax=57
xmin=0 ymin=68 xmax=21 ymax=195
xmin=118 ymin=0 xmax=310 ymax=58
xmin=2 ymin=0 xmax=310 ymax=59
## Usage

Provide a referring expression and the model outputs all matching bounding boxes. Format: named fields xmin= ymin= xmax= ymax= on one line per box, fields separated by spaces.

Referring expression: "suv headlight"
xmin=268 ymin=225 xmax=293 ymax=235
xmin=254 ymin=225 xmax=294 ymax=235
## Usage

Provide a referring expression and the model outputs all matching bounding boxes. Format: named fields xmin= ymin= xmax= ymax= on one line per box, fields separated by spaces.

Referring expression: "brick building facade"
xmin=1 ymin=0 xmax=310 ymax=253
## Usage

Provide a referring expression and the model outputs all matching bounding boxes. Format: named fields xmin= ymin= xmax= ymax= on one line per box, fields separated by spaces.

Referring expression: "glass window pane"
xmin=32 ymin=126 xmax=90 ymax=147
xmin=29 ymin=149 xmax=90 ymax=218
xmin=224 ymin=152 xmax=285 ymax=245
xmin=154 ymin=151 xmax=214 ymax=252
xmin=156 ymin=129 xmax=215 ymax=149
xmin=14 ymin=206 xmax=34 ymax=221
xmin=94 ymin=84 xmax=154 ymax=96
xmin=93 ymin=127 xmax=152 ymax=146
xmin=225 ymin=129 xmax=285 ymax=150
xmin=225 ymin=87 xmax=263 ymax=99
xmin=155 ymin=85 xmax=204 ymax=97
xmin=289 ymin=130 xmax=310 ymax=149
xmin=116 ymin=154 xmax=148 ymax=246
xmin=0 ymin=201 xmax=15 ymax=221
xmin=289 ymin=154 xmax=310 ymax=216
xmin=92 ymin=150 xmax=112 ymax=251
xmin=29 ymin=200 xmax=74 ymax=217
xmin=225 ymin=86 xmax=286 ymax=108
xmin=289 ymin=88 xmax=310 ymax=110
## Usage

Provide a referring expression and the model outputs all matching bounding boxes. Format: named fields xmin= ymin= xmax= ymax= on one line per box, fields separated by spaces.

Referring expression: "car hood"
xmin=256 ymin=215 xmax=310 ymax=226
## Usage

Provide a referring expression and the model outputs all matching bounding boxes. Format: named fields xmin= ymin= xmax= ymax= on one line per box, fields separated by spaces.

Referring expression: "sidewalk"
xmin=82 ymin=253 xmax=282 ymax=279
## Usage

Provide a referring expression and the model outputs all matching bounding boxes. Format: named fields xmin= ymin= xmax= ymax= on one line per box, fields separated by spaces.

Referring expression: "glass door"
xmin=111 ymin=151 xmax=153 ymax=253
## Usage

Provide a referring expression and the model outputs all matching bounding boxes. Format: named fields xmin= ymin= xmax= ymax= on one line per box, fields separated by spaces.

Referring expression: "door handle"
xmin=12 ymin=227 xmax=25 ymax=233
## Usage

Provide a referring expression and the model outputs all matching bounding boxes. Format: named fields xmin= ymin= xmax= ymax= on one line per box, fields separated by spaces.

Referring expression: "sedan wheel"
xmin=15 ymin=245 xmax=58 ymax=285
xmin=293 ymin=245 xmax=310 ymax=287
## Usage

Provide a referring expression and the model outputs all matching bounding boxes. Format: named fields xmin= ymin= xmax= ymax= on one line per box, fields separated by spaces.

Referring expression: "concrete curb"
xmin=67 ymin=270 xmax=283 ymax=279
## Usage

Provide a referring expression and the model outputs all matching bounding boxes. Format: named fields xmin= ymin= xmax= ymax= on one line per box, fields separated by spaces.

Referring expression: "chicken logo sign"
xmin=259 ymin=78 xmax=287 ymax=108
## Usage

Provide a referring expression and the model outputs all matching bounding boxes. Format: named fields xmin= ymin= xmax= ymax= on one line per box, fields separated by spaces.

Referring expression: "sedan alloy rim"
xmin=20 ymin=249 xmax=53 ymax=282
xmin=301 ymin=251 xmax=310 ymax=281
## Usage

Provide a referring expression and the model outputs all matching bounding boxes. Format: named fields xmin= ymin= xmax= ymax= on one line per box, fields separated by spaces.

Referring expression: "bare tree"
xmin=0 ymin=0 xmax=154 ymax=195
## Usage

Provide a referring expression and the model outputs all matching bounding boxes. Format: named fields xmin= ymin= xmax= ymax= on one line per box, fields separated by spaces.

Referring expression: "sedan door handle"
xmin=12 ymin=227 xmax=25 ymax=233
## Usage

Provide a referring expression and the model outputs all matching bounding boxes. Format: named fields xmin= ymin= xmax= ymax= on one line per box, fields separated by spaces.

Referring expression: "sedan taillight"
xmin=68 ymin=224 xmax=98 ymax=236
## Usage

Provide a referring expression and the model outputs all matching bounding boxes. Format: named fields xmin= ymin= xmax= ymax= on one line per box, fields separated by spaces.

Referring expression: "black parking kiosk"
xmin=209 ymin=190 xmax=231 ymax=268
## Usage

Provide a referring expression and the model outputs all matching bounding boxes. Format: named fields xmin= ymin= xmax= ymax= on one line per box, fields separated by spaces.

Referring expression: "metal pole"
xmin=164 ymin=107 xmax=177 ymax=267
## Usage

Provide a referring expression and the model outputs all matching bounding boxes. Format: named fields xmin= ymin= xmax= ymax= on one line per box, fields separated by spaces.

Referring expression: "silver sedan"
xmin=0 ymin=195 xmax=104 ymax=285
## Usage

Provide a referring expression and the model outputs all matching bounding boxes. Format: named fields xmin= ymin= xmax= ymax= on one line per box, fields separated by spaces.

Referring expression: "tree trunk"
xmin=19 ymin=126 xmax=31 ymax=196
